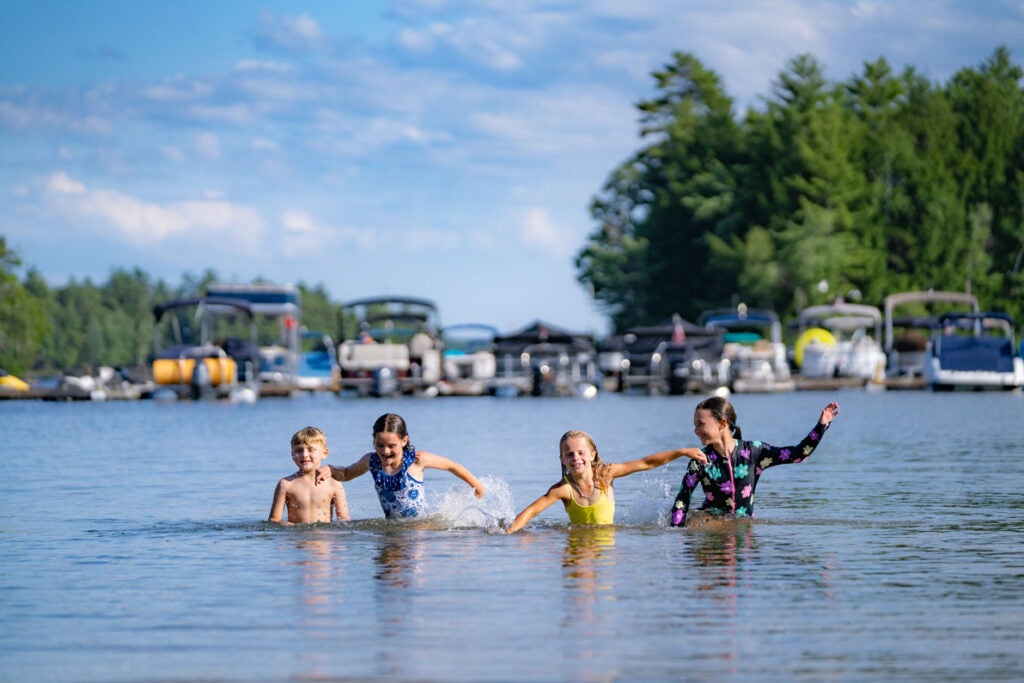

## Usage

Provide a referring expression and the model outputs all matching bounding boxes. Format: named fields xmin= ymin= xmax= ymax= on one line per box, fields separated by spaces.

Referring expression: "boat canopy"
xmin=797 ymin=303 xmax=883 ymax=336
xmin=339 ymin=296 xmax=441 ymax=341
xmin=936 ymin=311 xmax=1016 ymax=336
xmin=343 ymin=295 xmax=439 ymax=310
xmin=152 ymin=296 xmax=255 ymax=322
xmin=699 ymin=307 xmax=780 ymax=327
xmin=699 ymin=307 xmax=782 ymax=343
xmin=493 ymin=320 xmax=595 ymax=355
xmin=883 ymin=290 xmax=979 ymax=351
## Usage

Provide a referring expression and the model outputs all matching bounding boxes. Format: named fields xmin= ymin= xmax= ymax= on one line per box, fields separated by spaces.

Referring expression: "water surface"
xmin=2 ymin=390 xmax=1022 ymax=681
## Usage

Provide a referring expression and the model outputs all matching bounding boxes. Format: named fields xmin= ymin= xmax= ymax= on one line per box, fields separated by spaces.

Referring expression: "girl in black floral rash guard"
xmin=670 ymin=396 xmax=840 ymax=527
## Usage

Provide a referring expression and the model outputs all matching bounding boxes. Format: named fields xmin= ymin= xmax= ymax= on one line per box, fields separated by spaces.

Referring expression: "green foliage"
xmin=0 ymin=239 xmax=50 ymax=375
xmin=4 ymin=260 xmax=349 ymax=377
xmin=577 ymin=46 xmax=1024 ymax=333
xmin=578 ymin=52 xmax=741 ymax=329
xmin=297 ymin=282 xmax=340 ymax=340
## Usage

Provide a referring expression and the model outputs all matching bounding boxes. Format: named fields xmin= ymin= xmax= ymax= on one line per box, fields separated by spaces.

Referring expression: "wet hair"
xmin=373 ymin=413 xmax=411 ymax=443
xmin=559 ymin=429 xmax=613 ymax=491
xmin=694 ymin=396 xmax=742 ymax=439
xmin=291 ymin=426 xmax=327 ymax=448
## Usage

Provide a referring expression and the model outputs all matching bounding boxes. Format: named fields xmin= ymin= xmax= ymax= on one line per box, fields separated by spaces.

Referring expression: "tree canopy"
xmin=577 ymin=47 xmax=1024 ymax=333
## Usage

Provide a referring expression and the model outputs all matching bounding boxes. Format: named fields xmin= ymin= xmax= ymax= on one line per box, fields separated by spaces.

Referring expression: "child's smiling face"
xmin=291 ymin=441 xmax=327 ymax=472
xmin=373 ymin=430 xmax=408 ymax=471
xmin=693 ymin=408 xmax=728 ymax=446
xmin=560 ymin=435 xmax=595 ymax=475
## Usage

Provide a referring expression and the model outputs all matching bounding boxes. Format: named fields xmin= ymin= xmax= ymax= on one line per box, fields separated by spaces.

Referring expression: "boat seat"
xmin=339 ymin=341 xmax=411 ymax=370
xmin=937 ymin=336 xmax=1014 ymax=372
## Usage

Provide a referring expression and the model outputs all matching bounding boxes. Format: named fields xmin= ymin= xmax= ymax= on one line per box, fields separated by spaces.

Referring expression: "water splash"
xmin=617 ymin=476 xmax=677 ymax=527
xmin=431 ymin=475 xmax=515 ymax=532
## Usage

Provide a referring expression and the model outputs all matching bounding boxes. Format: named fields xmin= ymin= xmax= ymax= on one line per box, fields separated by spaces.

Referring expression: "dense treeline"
xmin=576 ymin=47 xmax=1024 ymax=332
xmin=0 ymin=237 xmax=339 ymax=376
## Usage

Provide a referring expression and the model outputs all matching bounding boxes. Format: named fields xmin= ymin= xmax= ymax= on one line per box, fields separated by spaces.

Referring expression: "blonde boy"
xmin=269 ymin=426 xmax=350 ymax=524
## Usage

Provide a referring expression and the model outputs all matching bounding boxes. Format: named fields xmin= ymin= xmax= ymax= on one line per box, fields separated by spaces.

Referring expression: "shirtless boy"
xmin=269 ymin=426 xmax=349 ymax=524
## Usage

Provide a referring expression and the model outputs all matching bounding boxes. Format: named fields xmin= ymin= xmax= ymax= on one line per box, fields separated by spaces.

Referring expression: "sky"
xmin=2 ymin=1 xmax=1022 ymax=336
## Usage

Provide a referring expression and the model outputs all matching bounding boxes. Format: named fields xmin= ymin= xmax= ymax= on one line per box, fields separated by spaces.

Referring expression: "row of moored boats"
xmin=3 ymin=286 xmax=1021 ymax=402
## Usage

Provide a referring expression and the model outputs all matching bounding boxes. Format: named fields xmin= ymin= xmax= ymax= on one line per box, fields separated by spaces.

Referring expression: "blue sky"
xmin=2 ymin=1 xmax=1022 ymax=335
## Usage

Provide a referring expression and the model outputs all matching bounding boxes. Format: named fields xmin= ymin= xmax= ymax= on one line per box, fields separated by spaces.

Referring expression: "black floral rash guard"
xmin=670 ymin=419 xmax=832 ymax=527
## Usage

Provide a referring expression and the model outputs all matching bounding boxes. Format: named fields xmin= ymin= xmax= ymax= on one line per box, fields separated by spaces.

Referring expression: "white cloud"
xmin=286 ymin=14 xmax=325 ymax=44
xmin=257 ymin=12 xmax=327 ymax=52
xmin=160 ymin=145 xmax=185 ymax=162
xmin=366 ymin=117 xmax=448 ymax=145
xmin=0 ymin=99 xmax=112 ymax=134
xmin=398 ymin=22 xmax=451 ymax=52
xmin=281 ymin=210 xmax=328 ymax=256
xmin=233 ymin=59 xmax=293 ymax=74
xmin=142 ymin=78 xmax=213 ymax=102
xmin=279 ymin=210 xmax=373 ymax=253
xmin=185 ymin=104 xmax=252 ymax=125
xmin=40 ymin=172 xmax=265 ymax=249
xmin=195 ymin=132 xmax=221 ymax=159
xmin=250 ymin=137 xmax=279 ymax=152
xmin=46 ymin=171 xmax=85 ymax=195
xmin=520 ymin=207 xmax=573 ymax=257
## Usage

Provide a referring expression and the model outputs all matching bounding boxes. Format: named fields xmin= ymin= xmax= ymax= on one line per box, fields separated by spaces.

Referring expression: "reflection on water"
xmin=284 ymin=529 xmax=348 ymax=680
xmin=562 ymin=526 xmax=616 ymax=606
xmin=560 ymin=527 xmax=616 ymax=680
xmin=373 ymin=528 xmax=427 ymax=590
xmin=687 ymin=515 xmax=753 ymax=590
xmin=292 ymin=532 xmax=345 ymax=608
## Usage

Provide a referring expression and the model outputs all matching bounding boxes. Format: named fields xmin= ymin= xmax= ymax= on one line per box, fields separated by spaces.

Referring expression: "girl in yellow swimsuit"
xmin=506 ymin=430 xmax=706 ymax=533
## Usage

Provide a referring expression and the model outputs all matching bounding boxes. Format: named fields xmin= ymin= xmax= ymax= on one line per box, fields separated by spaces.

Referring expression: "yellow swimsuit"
xmin=564 ymin=477 xmax=615 ymax=525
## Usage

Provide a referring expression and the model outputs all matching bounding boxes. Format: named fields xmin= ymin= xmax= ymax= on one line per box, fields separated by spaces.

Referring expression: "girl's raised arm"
xmin=418 ymin=451 xmax=486 ymax=497
xmin=506 ymin=482 xmax=568 ymax=533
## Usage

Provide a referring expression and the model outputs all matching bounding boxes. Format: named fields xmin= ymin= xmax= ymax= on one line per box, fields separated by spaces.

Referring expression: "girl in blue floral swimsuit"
xmin=671 ymin=397 xmax=839 ymax=527
xmin=320 ymin=413 xmax=486 ymax=519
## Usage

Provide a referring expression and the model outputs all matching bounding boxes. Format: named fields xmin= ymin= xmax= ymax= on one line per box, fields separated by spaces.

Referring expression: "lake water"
xmin=2 ymin=389 xmax=1023 ymax=682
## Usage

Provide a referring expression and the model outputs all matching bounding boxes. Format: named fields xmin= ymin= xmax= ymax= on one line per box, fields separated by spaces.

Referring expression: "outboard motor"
xmin=372 ymin=366 xmax=399 ymax=397
xmin=190 ymin=358 xmax=212 ymax=400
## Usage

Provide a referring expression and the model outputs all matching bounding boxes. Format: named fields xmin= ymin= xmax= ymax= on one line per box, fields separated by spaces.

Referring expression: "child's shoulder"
xmin=276 ymin=472 xmax=306 ymax=491
xmin=412 ymin=448 xmax=438 ymax=463
xmin=547 ymin=478 xmax=572 ymax=495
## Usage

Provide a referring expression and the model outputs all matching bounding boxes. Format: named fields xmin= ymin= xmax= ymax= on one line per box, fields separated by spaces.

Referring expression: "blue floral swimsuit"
xmin=369 ymin=446 xmax=426 ymax=518
xmin=671 ymin=419 xmax=831 ymax=527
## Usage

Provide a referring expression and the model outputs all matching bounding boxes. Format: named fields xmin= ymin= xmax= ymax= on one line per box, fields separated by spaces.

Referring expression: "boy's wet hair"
xmin=291 ymin=426 xmax=327 ymax=448
xmin=695 ymin=395 xmax=742 ymax=439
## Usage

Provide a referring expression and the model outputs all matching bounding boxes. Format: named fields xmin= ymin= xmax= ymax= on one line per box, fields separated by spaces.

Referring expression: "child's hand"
xmin=687 ymin=447 xmax=708 ymax=464
xmin=820 ymin=402 xmax=840 ymax=426
xmin=474 ymin=483 xmax=486 ymax=498
xmin=315 ymin=465 xmax=332 ymax=485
